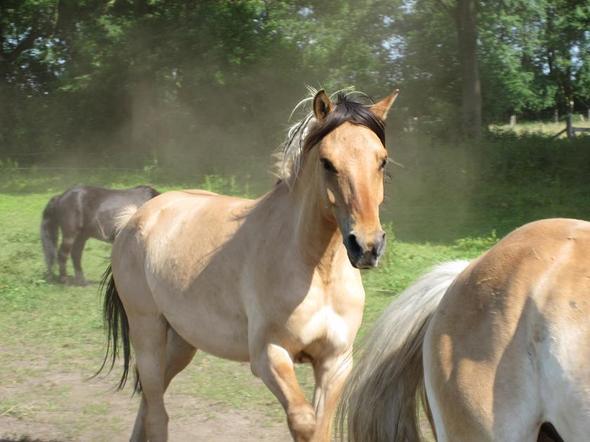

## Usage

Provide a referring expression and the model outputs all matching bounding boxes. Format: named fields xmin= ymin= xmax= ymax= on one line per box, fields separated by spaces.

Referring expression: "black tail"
xmin=97 ymin=265 xmax=140 ymax=393
xmin=40 ymin=195 xmax=60 ymax=275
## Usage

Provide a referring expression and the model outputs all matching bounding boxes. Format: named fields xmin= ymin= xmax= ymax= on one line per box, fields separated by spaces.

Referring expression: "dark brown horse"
xmin=41 ymin=185 xmax=159 ymax=285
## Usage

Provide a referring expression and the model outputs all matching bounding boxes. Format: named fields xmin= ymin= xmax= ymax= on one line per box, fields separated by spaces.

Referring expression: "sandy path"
xmin=0 ymin=372 xmax=290 ymax=442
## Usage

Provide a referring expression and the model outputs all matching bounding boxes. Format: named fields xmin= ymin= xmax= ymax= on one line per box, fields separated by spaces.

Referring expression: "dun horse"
xmin=99 ymin=89 xmax=399 ymax=441
xmin=41 ymin=185 xmax=159 ymax=285
xmin=339 ymin=218 xmax=590 ymax=441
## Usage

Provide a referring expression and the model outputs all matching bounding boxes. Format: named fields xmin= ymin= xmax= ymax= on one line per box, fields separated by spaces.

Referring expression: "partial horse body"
xmin=99 ymin=88 xmax=398 ymax=441
xmin=41 ymin=185 xmax=159 ymax=285
xmin=339 ymin=218 xmax=590 ymax=441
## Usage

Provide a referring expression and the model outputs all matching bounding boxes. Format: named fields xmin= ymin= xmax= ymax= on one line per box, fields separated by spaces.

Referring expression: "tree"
xmin=544 ymin=0 xmax=590 ymax=113
xmin=456 ymin=0 xmax=481 ymax=138
xmin=1 ymin=0 xmax=590 ymax=161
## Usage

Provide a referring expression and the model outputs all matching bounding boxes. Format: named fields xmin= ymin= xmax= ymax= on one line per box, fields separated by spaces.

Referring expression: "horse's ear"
xmin=371 ymin=89 xmax=399 ymax=120
xmin=313 ymin=90 xmax=334 ymax=121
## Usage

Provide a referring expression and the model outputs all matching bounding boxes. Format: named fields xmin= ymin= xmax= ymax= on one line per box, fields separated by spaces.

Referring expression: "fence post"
xmin=554 ymin=109 xmax=559 ymax=123
xmin=509 ymin=115 xmax=516 ymax=127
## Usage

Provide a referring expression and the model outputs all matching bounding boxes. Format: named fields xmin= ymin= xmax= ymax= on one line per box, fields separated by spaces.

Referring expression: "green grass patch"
xmin=490 ymin=117 xmax=590 ymax=137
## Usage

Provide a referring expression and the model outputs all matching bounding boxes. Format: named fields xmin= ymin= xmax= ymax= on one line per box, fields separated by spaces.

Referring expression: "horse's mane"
xmin=275 ymin=87 xmax=386 ymax=187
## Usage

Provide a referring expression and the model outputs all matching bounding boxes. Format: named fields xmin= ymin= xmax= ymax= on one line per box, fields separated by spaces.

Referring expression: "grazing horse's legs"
xmin=57 ymin=210 xmax=81 ymax=283
xmin=312 ymin=353 xmax=352 ymax=441
xmin=131 ymin=327 xmax=197 ymax=442
xmin=128 ymin=314 xmax=169 ymax=442
xmin=252 ymin=343 xmax=315 ymax=442
xmin=57 ymin=234 xmax=75 ymax=283
xmin=70 ymin=234 xmax=88 ymax=285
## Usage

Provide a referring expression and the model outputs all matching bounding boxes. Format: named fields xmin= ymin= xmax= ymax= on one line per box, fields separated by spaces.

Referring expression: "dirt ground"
xmin=0 ymin=371 xmax=290 ymax=442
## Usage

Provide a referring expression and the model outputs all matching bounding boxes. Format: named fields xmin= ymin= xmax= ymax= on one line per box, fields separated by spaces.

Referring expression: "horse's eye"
xmin=379 ymin=158 xmax=388 ymax=170
xmin=321 ymin=158 xmax=337 ymax=174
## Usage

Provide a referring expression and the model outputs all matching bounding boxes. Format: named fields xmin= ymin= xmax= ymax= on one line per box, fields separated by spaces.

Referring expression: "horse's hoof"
xmin=288 ymin=406 xmax=316 ymax=442
xmin=44 ymin=273 xmax=56 ymax=283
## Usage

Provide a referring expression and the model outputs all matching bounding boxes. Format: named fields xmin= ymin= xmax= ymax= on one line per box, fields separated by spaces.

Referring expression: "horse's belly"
xmin=150 ymin=282 xmax=251 ymax=362
xmin=92 ymin=211 xmax=118 ymax=241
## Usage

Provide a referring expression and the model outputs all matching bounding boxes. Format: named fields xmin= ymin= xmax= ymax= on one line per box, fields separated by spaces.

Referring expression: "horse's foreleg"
xmin=128 ymin=314 xmax=169 ymax=442
xmin=311 ymin=352 xmax=352 ymax=442
xmin=131 ymin=326 xmax=197 ymax=442
xmin=252 ymin=343 xmax=315 ymax=442
xmin=71 ymin=235 xmax=88 ymax=285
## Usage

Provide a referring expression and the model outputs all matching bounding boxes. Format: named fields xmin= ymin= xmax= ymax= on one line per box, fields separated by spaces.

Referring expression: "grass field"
xmin=0 ymin=168 xmax=497 ymax=441
xmin=490 ymin=115 xmax=590 ymax=137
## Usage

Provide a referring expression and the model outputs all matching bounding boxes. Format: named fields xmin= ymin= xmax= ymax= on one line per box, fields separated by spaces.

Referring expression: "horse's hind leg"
xmin=127 ymin=313 xmax=170 ymax=442
xmin=71 ymin=234 xmax=88 ymax=285
xmin=424 ymin=343 xmax=541 ymax=441
xmin=57 ymin=233 xmax=75 ymax=283
xmin=130 ymin=324 xmax=197 ymax=442
xmin=57 ymin=213 xmax=81 ymax=283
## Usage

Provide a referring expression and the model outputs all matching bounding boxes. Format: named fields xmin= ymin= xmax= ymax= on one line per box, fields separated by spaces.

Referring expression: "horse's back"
xmin=49 ymin=185 xmax=158 ymax=240
xmin=126 ymin=188 xmax=254 ymax=247
xmin=425 ymin=218 xmax=590 ymax=440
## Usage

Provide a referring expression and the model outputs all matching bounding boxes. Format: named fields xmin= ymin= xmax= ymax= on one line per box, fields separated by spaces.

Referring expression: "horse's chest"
xmin=264 ymin=276 xmax=364 ymax=356
xmin=296 ymin=306 xmax=352 ymax=353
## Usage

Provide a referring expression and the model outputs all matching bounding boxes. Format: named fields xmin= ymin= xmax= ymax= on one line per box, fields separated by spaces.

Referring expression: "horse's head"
xmin=309 ymin=89 xmax=398 ymax=269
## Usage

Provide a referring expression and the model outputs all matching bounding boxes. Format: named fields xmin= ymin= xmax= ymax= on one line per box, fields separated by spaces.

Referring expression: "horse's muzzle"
xmin=344 ymin=230 xmax=386 ymax=269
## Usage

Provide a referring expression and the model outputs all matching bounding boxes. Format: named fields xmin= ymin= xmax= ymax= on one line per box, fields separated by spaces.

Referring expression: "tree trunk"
xmin=456 ymin=0 xmax=481 ymax=139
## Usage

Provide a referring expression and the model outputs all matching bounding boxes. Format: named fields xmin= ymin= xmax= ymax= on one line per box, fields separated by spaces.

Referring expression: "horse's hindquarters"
xmin=424 ymin=219 xmax=590 ymax=441
xmin=424 ymin=318 xmax=543 ymax=442
xmin=537 ymin=316 xmax=590 ymax=440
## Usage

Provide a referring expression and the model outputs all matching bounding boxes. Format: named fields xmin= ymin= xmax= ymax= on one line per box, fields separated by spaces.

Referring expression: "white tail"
xmin=113 ymin=205 xmax=139 ymax=236
xmin=338 ymin=260 xmax=470 ymax=442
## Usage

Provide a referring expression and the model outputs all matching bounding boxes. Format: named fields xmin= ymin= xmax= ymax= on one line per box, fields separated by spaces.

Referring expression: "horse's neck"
xmin=265 ymin=168 xmax=344 ymax=273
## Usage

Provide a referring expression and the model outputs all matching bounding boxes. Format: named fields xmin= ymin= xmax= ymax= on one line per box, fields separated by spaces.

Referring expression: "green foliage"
xmin=1 ymin=0 xmax=589 ymax=159
xmin=382 ymin=129 xmax=590 ymax=241
xmin=478 ymin=0 xmax=590 ymax=120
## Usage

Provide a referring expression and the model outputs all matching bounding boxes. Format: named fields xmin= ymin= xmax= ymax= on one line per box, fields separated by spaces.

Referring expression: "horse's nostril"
xmin=347 ymin=233 xmax=363 ymax=256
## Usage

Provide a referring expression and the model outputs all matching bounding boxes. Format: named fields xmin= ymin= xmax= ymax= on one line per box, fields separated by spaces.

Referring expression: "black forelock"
xmin=303 ymin=93 xmax=386 ymax=152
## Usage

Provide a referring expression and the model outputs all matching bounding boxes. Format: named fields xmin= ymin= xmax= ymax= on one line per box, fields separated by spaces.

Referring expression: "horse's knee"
xmin=287 ymin=403 xmax=316 ymax=442
xmin=58 ymin=248 xmax=69 ymax=262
